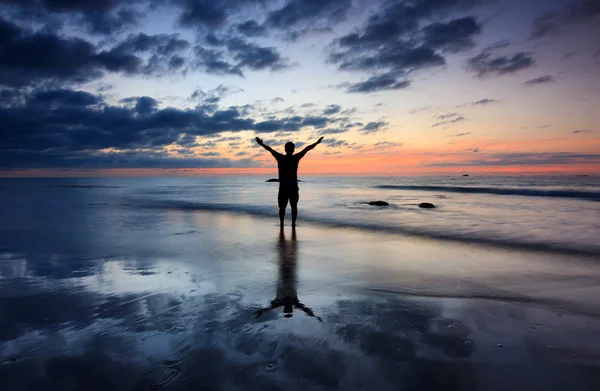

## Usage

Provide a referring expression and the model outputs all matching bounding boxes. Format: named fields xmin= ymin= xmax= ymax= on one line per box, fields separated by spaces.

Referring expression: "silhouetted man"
xmin=255 ymin=136 xmax=323 ymax=227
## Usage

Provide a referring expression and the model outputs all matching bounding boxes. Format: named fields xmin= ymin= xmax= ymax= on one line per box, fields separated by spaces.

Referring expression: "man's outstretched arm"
xmin=255 ymin=137 xmax=281 ymax=157
xmin=295 ymin=137 xmax=324 ymax=159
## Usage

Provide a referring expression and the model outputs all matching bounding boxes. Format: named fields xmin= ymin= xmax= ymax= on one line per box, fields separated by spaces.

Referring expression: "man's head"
xmin=284 ymin=142 xmax=295 ymax=155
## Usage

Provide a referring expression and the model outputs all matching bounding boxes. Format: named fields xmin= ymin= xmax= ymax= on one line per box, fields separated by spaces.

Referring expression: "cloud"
xmin=177 ymin=0 xmax=242 ymax=29
xmin=409 ymin=106 xmax=432 ymax=114
xmin=472 ymin=98 xmax=499 ymax=105
xmin=0 ymin=0 xmax=143 ymax=35
xmin=0 ymin=17 xmax=195 ymax=87
xmin=362 ymin=121 xmax=389 ymax=133
xmin=193 ymin=35 xmax=288 ymax=77
xmin=266 ymin=0 xmax=352 ymax=36
xmin=321 ymin=137 xmax=349 ymax=148
xmin=421 ymin=16 xmax=482 ymax=53
xmin=373 ymin=141 xmax=403 ymax=148
xmin=572 ymin=129 xmax=596 ymax=134
xmin=432 ymin=116 xmax=466 ymax=127
xmin=328 ymin=1 xmax=486 ymax=92
xmin=122 ymin=96 xmax=159 ymax=114
xmin=524 ymin=75 xmax=554 ymax=86
xmin=190 ymin=84 xmax=243 ymax=108
xmin=30 ymin=89 xmax=101 ymax=106
xmin=236 ymin=20 xmax=267 ymax=37
xmin=467 ymin=51 xmax=536 ymax=77
xmin=199 ymin=151 xmax=221 ymax=157
xmin=317 ymin=128 xmax=348 ymax=135
xmin=0 ymin=88 xmax=340 ymax=168
xmin=532 ymin=0 xmax=600 ymax=38
xmin=437 ymin=112 xmax=459 ymax=120
xmin=323 ymin=104 xmax=341 ymax=115
xmin=447 ymin=132 xmax=471 ymax=137
xmin=537 ymin=124 xmax=551 ymax=129
xmin=427 ymin=152 xmax=600 ymax=167
xmin=346 ymin=74 xmax=410 ymax=93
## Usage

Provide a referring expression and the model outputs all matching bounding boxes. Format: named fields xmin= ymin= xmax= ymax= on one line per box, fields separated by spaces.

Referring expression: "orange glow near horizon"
xmin=1 ymin=137 xmax=598 ymax=177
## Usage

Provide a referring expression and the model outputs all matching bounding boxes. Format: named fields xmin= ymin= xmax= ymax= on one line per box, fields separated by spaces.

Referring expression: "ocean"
xmin=1 ymin=175 xmax=600 ymax=390
xmin=2 ymin=175 xmax=598 ymax=256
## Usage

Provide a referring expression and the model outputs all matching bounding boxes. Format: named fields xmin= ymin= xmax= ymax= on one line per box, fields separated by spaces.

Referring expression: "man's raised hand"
xmin=317 ymin=137 xmax=324 ymax=144
xmin=255 ymin=137 xmax=263 ymax=145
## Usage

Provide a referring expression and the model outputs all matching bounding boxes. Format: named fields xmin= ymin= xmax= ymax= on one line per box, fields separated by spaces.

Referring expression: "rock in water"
xmin=368 ymin=201 xmax=389 ymax=206
xmin=265 ymin=178 xmax=279 ymax=182
xmin=462 ymin=174 xmax=469 ymax=177
xmin=419 ymin=202 xmax=435 ymax=208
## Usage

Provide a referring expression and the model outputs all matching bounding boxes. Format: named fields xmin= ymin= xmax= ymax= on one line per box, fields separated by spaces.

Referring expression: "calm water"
xmin=2 ymin=175 xmax=597 ymax=255
xmin=1 ymin=175 xmax=600 ymax=390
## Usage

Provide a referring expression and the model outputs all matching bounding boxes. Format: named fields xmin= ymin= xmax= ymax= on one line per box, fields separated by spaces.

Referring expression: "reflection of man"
xmin=255 ymin=228 xmax=321 ymax=321
xmin=255 ymin=137 xmax=324 ymax=228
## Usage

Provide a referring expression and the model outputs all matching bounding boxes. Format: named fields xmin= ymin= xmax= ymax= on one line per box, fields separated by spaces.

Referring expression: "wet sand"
xmin=1 ymin=210 xmax=600 ymax=390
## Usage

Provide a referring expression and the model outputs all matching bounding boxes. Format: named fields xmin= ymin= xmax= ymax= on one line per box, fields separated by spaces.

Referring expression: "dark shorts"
xmin=278 ymin=186 xmax=299 ymax=208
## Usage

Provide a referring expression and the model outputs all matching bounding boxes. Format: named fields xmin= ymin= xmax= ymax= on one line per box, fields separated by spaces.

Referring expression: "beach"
xmin=1 ymin=177 xmax=599 ymax=390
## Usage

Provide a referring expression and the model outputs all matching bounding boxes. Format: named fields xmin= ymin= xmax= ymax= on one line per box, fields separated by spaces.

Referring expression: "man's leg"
xmin=290 ymin=189 xmax=299 ymax=227
xmin=279 ymin=207 xmax=286 ymax=227
xmin=278 ymin=187 xmax=288 ymax=227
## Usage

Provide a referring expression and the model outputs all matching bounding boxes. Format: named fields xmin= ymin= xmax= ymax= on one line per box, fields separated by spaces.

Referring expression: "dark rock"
xmin=368 ymin=201 xmax=389 ymax=206
xmin=462 ymin=174 xmax=469 ymax=177
xmin=419 ymin=202 xmax=435 ymax=208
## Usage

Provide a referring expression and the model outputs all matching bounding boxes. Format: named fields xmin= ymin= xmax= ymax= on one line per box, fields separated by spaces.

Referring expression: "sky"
xmin=0 ymin=0 xmax=599 ymax=176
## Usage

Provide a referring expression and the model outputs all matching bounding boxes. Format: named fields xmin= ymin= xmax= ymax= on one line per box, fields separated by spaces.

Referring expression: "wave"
xmin=375 ymin=185 xmax=600 ymax=200
xmin=133 ymin=199 xmax=600 ymax=257
xmin=50 ymin=185 xmax=123 ymax=189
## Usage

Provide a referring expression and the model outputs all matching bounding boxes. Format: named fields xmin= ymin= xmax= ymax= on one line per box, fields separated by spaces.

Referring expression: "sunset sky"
xmin=1 ymin=0 xmax=599 ymax=176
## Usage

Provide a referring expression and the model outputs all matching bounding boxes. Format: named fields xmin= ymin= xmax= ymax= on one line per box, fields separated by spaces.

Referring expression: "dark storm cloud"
xmin=266 ymin=0 xmax=352 ymax=33
xmin=1 ymin=149 xmax=258 ymax=169
xmin=0 ymin=88 xmax=22 ymax=106
xmin=176 ymin=0 xmax=235 ymax=28
xmin=0 ymin=18 xmax=193 ymax=87
xmin=421 ymin=16 xmax=482 ymax=53
xmin=323 ymin=104 xmax=341 ymax=115
xmin=122 ymin=96 xmax=159 ymax=113
xmin=362 ymin=121 xmax=389 ymax=134
xmin=0 ymin=89 xmax=337 ymax=168
xmin=432 ymin=116 xmax=465 ymax=127
xmin=524 ymin=75 xmax=554 ymax=86
xmin=0 ymin=18 xmax=103 ymax=86
xmin=532 ymin=0 xmax=600 ymax=38
xmin=327 ymin=1 xmax=487 ymax=92
xmin=194 ymin=36 xmax=288 ymax=77
xmin=0 ymin=0 xmax=143 ymax=35
xmin=467 ymin=51 xmax=536 ymax=77
xmin=114 ymin=33 xmax=190 ymax=55
xmin=236 ymin=20 xmax=266 ymax=37
xmin=346 ymin=74 xmax=411 ymax=93
xmin=30 ymin=89 xmax=101 ymax=106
